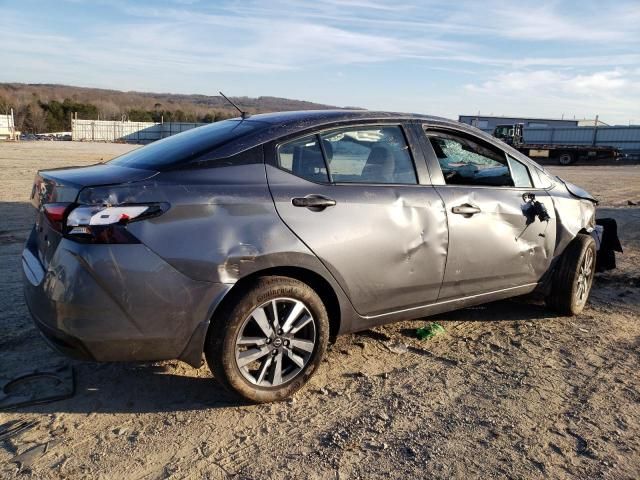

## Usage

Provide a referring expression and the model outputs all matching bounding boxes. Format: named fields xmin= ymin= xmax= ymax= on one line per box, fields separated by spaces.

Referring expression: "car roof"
xmin=210 ymin=109 xmax=516 ymax=159
xmin=209 ymin=109 xmax=469 ymax=155
xmin=119 ymin=108 xmax=539 ymax=173
xmin=242 ymin=109 xmax=451 ymax=128
xmin=227 ymin=109 xmax=547 ymax=172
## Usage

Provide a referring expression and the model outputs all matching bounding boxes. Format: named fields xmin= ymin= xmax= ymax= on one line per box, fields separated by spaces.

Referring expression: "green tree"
xmin=20 ymin=104 xmax=47 ymax=133
xmin=40 ymin=98 xmax=100 ymax=130
xmin=0 ymin=95 xmax=10 ymax=114
xmin=173 ymin=110 xmax=186 ymax=122
xmin=127 ymin=109 xmax=154 ymax=122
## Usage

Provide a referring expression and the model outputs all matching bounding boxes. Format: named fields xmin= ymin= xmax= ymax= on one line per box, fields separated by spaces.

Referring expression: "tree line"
xmin=0 ymin=96 xmax=237 ymax=134
xmin=0 ymin=83 xmax=340 ymax=134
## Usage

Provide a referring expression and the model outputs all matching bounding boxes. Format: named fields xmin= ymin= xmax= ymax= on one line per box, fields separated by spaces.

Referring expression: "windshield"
xmin=109 ymin=119 xmax=267 ymax=169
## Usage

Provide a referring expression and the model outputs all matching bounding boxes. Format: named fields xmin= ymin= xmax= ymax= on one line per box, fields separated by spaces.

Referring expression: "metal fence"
xmin=72 ymin=119 xmax=206 ymax=143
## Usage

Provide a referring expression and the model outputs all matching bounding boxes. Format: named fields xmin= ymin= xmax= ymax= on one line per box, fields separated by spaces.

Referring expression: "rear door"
xmin=265 ymin=123 xmax=448 ymax=317
xmin=419 ymin=126 xmax=557 ymax=301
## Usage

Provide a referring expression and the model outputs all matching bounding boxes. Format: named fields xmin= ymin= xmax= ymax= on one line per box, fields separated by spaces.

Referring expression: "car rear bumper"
xmin=22 ymin=228 xmax=231 ymax=366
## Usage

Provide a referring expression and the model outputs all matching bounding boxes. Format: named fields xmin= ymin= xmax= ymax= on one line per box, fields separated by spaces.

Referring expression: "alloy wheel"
xmin=235 ymin=298 xmax=316 ymax=387
xmin=576 ymin=248 xmax=594 ymax=305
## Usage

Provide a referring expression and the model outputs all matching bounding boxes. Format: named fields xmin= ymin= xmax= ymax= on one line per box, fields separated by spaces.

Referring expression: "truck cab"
xmin=492 ymin=124 xmax=523 ymax=146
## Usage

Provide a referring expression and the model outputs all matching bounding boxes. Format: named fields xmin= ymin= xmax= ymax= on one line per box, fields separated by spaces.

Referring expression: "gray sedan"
xmin=23 ymin=110 xmax=618 ymax=402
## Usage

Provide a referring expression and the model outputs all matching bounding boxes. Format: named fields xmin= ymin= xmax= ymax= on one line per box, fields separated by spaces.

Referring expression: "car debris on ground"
xmin=0 ymin=365 xmax=74 ymax=410
xmin=416 ymin=322 xmax=446 ymax=340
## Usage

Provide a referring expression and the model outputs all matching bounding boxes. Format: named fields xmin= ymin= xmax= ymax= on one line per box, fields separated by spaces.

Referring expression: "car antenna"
xmin=219 ymin=91 xmax=250 ymax=119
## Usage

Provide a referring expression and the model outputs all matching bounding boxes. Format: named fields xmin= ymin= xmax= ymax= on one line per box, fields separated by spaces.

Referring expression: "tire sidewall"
xmin=558 ymin=153 xmax=574 ymax=166
xmin=568 ymin=237 xmax=596 ymax=313
xmin=210 ymin=277 xmax=329 ymax=403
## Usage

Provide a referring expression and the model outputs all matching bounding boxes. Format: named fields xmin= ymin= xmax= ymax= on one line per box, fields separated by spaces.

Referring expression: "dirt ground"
xmin=0 ymin=141 xmax=639 ymax=479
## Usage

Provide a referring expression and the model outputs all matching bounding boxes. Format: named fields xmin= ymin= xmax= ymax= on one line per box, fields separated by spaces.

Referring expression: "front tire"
xmin=205 ymin=276 xmax=329 ymax=403
xmin=546 ymin=234 xmax=596 ymax=315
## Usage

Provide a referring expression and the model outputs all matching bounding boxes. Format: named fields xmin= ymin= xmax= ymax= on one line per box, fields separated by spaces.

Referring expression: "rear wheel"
xmin=205 ymin=276 xmax=329 ymax=403
xmin=557 ymin=152 xmax=575 ymax=166
xmin=546 ymin=234 xmax=596 ymax=315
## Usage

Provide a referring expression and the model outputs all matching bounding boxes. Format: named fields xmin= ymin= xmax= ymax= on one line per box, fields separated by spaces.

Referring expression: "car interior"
xmin=427 ymin=132 xmax=515 ymax=187
xmin=285 ymin=126 xmax=417 ymax=184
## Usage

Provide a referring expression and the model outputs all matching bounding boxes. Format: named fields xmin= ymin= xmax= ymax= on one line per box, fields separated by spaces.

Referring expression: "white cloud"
xmin=463 ymin=69 xmax=640 ymax=123
xmin=437 ymin=0 xmax=640 ymax=43
xmin=322 ymin=0 xmax=409 ymax=11
xmin=466 ymin=69 xmax=639 ymax=97
xmin=571 ymin=71 xmax=629 ymax=94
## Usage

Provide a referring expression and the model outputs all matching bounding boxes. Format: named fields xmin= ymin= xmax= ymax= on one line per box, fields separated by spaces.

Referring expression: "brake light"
xmin=67 ymin=205 xmax=149 ymax=227
xmin=64 ymin=203 xmax=166 ymax=244
xmin=43 ymin=203 xmax=72 ymax=231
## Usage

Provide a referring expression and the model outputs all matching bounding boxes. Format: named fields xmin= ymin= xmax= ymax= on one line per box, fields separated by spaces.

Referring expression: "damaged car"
xmin=22 ymin=110 xmax=620 ymax=402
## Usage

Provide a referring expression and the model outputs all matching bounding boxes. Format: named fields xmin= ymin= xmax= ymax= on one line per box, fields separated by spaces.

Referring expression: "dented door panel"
xmin=266 ymin=165 xmax=448 ymax=316
xmin=435 ymin=187 xmax=556 ymax=300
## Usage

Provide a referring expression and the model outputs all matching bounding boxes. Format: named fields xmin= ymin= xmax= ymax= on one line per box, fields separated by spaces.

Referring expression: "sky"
xmin=1 ymin=0 xmax=639 ymax=124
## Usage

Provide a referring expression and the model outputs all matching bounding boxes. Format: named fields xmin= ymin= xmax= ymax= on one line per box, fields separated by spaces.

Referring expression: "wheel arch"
xmin=215 ymin=266 xmax=343 ymax=340
xmin=536 ymin=228 xmax=594 ymax=296
xmin=178 ymin=265 xmax=346 ymax=368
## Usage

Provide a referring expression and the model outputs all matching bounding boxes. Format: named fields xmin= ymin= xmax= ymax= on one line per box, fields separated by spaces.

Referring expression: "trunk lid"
xmin=30 ymin=163 xmax=158 ymax=209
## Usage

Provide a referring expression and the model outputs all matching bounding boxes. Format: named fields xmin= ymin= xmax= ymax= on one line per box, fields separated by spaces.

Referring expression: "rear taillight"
xmin=43 ymin=203 xmax=72 ymax=232
xmin=64 ymin=203 xmax=167 ymax=244
xmin=67 ymin=205 xmax=150 ymax=228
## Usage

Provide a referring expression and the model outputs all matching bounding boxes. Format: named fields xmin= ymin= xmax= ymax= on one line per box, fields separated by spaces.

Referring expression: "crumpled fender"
xmin=549 ymin=181 xmax=597 ymax=257
xmin=556 ymin=176 xmax=597 ymax=203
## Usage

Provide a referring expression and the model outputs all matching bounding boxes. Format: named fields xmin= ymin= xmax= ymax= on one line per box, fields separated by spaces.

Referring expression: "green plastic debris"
xmin=416 ymin=322 xmax=445 ymax=340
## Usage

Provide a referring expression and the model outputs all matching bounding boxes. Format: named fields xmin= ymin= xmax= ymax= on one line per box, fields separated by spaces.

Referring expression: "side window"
xmin=321 ymin=126 xmax=417 ymax=184
xmin=277 ymin=135 xmax=329 ymax=183
xmin=426 ymin=131 xmax=514 ymax=187
xmin=507 ymin=156 xmax=533 ymax=188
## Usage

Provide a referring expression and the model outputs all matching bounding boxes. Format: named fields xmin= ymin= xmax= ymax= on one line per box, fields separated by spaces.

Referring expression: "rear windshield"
xmin=109 ymin=119 xmax=267 ymax=169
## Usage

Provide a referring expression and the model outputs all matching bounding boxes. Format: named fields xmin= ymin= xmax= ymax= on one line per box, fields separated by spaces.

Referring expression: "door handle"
xmin=452 ymin=203 xmax=481 ymax=217
xmin=291 ymin=194 xmax=336 ymax=211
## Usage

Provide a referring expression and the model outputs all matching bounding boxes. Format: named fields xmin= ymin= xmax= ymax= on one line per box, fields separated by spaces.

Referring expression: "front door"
xmin=266 ymin=124 xmax=448 ymax=316
xmin=421 ymin=127 xmax=557 ymax=301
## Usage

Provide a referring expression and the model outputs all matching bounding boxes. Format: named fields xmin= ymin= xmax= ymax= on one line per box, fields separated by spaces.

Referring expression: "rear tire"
xmin=205 ymin=276 xmax=329 ymax=403
xmin=546 ymin=234 xmax=596 ymax=315
xmin=558 ymin=152 xmax=575 ymax=166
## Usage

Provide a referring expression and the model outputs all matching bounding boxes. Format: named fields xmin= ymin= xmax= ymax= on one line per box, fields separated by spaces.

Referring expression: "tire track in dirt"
xmin=164 ymin=323 xmax=480 ymax=478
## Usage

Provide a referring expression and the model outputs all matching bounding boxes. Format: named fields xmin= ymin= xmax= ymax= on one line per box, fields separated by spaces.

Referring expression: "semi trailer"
xmin=492 ymin=123 xmax=620 ymax=165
